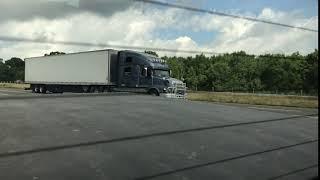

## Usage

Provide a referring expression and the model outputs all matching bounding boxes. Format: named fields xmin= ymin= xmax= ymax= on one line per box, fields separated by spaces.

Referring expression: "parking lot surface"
xmin=0 ymin=92 xmax=318 ymax=180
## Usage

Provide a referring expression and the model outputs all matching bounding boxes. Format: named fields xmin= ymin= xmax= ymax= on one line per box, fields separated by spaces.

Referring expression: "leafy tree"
xmin=164 ymin=50 xmax=318 ymax=94
xmin=5 ymin=57 xmax=25 ymax=81
xmin=208 ymin=61 xmax=231 ymax=91
xmin=44 ymin=51 xmax=66 ymax=56
xmin=0 ymin=61 xmax=11 ymax=81
xmin=303 ymin=49 xmax=318 ymax=94
xmin=166 ymin=56 xmax=185 ymax=80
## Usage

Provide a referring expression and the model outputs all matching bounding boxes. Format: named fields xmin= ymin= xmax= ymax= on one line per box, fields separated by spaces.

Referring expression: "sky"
xmin=0 ymin=0 xmax=318 ymax=60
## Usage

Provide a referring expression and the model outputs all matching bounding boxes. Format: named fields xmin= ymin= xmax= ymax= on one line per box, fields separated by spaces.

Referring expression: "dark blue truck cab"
xmin=117 ymin=50 xmax=186 ymax=97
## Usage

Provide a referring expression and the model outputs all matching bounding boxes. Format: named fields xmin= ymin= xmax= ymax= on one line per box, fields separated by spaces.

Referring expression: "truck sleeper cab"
xmin=118 ymin=51 xmax=172 ymax=95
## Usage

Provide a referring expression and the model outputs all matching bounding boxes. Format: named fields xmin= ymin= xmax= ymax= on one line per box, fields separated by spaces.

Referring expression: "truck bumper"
xmin=163 ymin=93 xmax=187 ymax=99
xmin=163 ymin=83 xmax=187 ymax=99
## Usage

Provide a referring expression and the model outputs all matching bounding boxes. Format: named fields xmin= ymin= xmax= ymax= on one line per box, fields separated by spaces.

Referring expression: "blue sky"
xmin=0 ymin=0 xmax=318 ymax=59
xmin=197 ymin=0 xmax=318 ymax=16
xmin=156 ymin=0 xmax=318 ymax=44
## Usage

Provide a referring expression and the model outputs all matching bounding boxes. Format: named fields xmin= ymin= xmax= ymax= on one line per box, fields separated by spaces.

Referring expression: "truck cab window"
xmin=153 ymin=69 xmax=169 ymax=77
xmin=124 ymin=67 xmax=131 ymax=76
xmin=126 ymin=57 xmax=132 ymax=63
xmin=147 ymin=69 xmax=152 ymax=77
xmin=141 ymin=67 xmax=146 ymax=76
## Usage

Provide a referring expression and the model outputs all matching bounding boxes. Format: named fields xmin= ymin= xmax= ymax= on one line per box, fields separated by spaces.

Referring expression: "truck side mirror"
xmin=169 ymin=70 xmax=172 ymax=76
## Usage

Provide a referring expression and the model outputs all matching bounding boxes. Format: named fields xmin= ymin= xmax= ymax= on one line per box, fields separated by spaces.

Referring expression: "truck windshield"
xmin=153 ymin=69 xmax=169 ymax=77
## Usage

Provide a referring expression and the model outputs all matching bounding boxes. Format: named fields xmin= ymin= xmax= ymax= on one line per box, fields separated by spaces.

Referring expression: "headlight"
xmin=163 ymin=88 xmax=167 ymax=92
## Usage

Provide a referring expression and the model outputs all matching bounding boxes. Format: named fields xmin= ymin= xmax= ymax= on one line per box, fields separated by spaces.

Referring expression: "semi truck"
xmin=25 ymin=49 xmax=187 ymax=97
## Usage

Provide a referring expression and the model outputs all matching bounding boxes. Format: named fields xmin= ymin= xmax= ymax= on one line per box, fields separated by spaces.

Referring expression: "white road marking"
xmin=289 ymin=114 xmax=318 ymax=119
xmin=306 ymin=116 xmax=318 ymax=119
xmin=248 ymin=107 xmax=302 ymax=112
xmin=0 ymin=92 xmax=9 ymax=96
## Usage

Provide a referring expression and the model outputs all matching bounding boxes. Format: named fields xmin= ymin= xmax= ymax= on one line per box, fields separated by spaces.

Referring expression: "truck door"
xmin=121 ymin=66 xmax=132 ymax=87
xmin=139 ymin=67 xmax=153 ymax=87
xmin=121 ymin=65 xmax=141 ymax=87
xmin=132 ymin=65 xmax=140 ymax=87
xmin=119 ymin=52 xmax=150 ymax=88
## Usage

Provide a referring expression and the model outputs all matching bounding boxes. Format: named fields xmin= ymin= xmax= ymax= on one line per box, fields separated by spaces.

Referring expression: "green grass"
xmin=0 ymin=83 xmax=30 ymax=89
xmin=187 ymin=92 xmax=318 ymax=108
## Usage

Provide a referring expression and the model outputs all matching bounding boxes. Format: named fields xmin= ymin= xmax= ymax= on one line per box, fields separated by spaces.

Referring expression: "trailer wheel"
xmin=98 ymin=86 xmax=105 ymax=93
xmin=34 ymin=85 xmax=40 ymax=93
xmin=82 ymin=86 xmax=90 ymax=93
xmin=106 ymin=87 xmax=113 ymax=92
xmin=58 ymin=86 xmax=64 ymax=94
xmin=39 ymin=86 xmax=47 ymax=94
xmin=89 ymin=86 xmax=96 ymax=93
xmin=50 ymin=86 xmax=61 ymax=93
xmin=31 ymin=85 xmax=36 ymax=93
xmin=87 ymin=86 xmax=95 ymax=93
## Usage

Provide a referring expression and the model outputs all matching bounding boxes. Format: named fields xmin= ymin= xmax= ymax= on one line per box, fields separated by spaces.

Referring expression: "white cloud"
xmin=209 ymin=10 xmax=318 ymax=55
xmin=0 ymin=6 xmax=318 ymax=60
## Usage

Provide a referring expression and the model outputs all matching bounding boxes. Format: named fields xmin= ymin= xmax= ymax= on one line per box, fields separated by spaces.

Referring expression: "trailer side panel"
xmin=25 ymin=50 xmax=115 ymax=85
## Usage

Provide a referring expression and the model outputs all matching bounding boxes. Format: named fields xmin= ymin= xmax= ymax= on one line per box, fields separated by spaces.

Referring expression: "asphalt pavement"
xmin=0 ymin=88 xmax=30 ymax=96
xmin=0 ymin=89 xmax=318 ymax=180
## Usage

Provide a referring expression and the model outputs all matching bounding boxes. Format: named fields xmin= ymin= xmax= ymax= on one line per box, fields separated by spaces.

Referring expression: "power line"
xmin=134 ymin=140 xmax=318 ymax=180
xmin=267 ymin=164 xmax=318 ymax=180
xmin=134 ymin=0 xmax=318 ymax=33
xmin=0 ymin=36 xmax=218 ymax=55
xmin=220 ymin=53 xmax=307 ymax=61
xmin=0 ymin=36 xmax=309 ymax=61
xmin=0 ymin=113 xmax=316 ymax=159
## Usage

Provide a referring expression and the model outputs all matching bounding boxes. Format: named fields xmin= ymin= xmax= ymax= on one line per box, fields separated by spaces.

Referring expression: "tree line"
xmin=0 ymin=50 xmax=318 ymax=95
xmin=0 ymin=57 xmax=24 ymax=82
xmin=162 ymin=49 xmax=318 ymax=95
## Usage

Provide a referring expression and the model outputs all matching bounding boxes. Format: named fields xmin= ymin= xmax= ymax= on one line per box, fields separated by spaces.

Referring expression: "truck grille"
xmin=166 ymin=82 xmax=187 ymax=99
